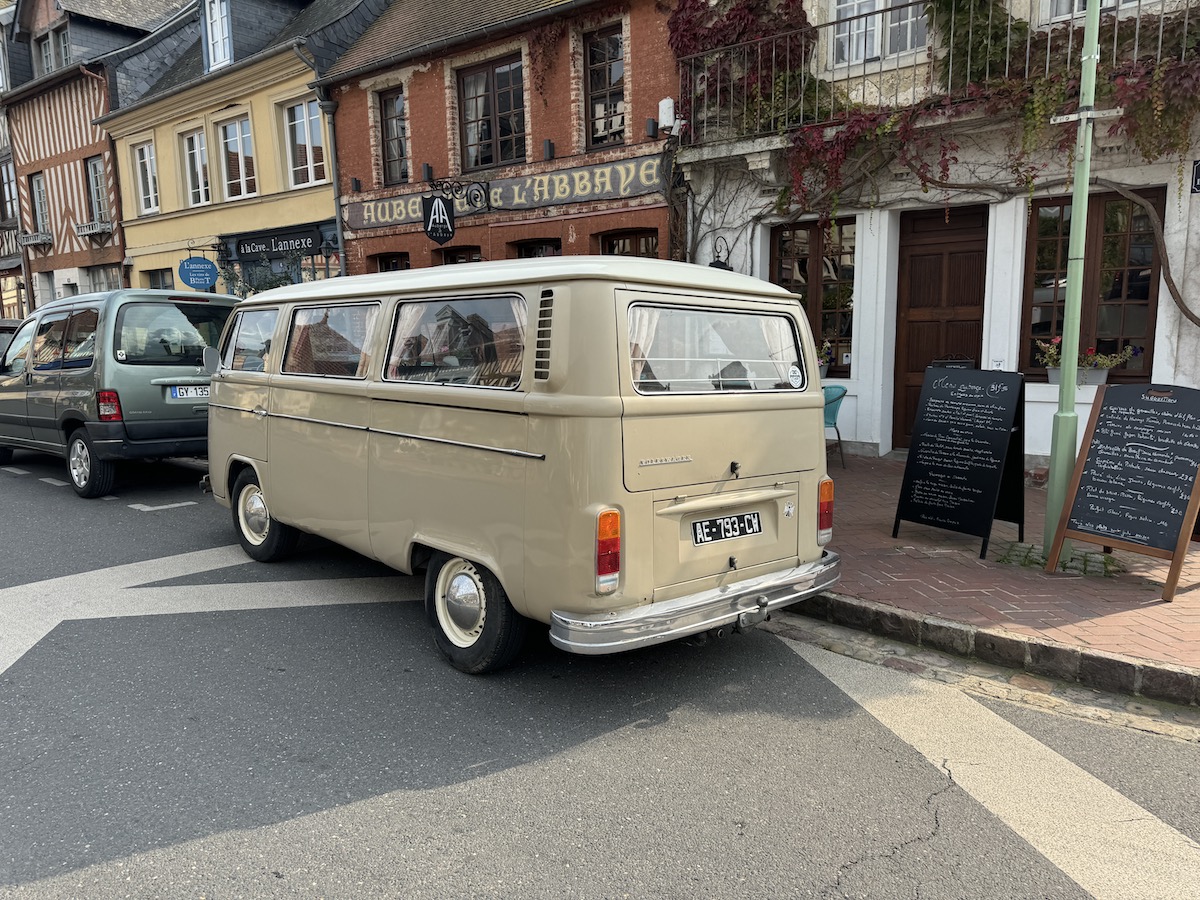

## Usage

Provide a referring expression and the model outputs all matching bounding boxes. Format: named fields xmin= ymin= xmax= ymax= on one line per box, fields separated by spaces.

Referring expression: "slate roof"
xmin=58 ymin=0 xmax=191 ymax=32
xmin=324 ymin=0 xmax=589 ymax=81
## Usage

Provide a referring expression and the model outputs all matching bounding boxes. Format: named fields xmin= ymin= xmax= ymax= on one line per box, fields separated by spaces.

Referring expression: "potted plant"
xmin=818 ymin=340 xmax=834 ymax=377
xmin=1035 ymin=336 xmax=1140 ymax=384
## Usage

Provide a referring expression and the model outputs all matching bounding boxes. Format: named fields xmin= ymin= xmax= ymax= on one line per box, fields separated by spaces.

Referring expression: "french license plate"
xmin=691 ymin=512 xmax=762 ymax=545
xmin=170 ymin=385 xmax=209 ymax=399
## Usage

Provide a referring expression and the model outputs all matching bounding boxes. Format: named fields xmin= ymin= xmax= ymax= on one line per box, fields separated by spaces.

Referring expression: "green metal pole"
xmin=1043 ymin=0 xmax=1103 ymax=554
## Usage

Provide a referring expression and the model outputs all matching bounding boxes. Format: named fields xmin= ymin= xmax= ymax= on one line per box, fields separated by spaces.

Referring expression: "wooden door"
xmin=893 ymin=206 xmax=989 ymax=448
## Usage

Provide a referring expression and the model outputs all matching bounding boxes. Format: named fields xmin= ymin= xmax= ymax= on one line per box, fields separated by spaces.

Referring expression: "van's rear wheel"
xmin=0 ymin=447 xmax=12 ymax=465
xmin=426 ymin=553 xmax=527 ymax=674
xmin=67 ymin=428 xmax=116 ymax=498
xmin=232 ymin=468 xmax=299 ymax=562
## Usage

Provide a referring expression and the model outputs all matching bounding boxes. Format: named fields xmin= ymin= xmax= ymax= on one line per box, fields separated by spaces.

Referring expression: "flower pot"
xmin=819 ymin=364 xmax=829 ymax=378
xmin=1046 ymin=367 xmax=1109 ymax=385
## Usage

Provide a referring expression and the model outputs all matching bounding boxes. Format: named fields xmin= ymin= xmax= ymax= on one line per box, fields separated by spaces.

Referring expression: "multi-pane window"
xmin=133 ymin=143 xmax=159 ymax=214
xmin=57 ymin=29 xmax=71 ymax=67
xmin=771 ymin=220 xmax=856 ymax=377
xmin=459 ymin=55 xmax=526 ymax=171
xmin=85 ymin=156 xmax=108 ymax=223
xmin=183 ymin=129 xmax=210 ymax=206
xmin=30 ymin=173 xmax=49 ymax=234
xmin=286 ymin=100 xmax=326 ymax=187
xmin=380 ymin=89 xmax=408 ymax=185
xmin=515 ymin=240 xmax=561 ymax=258
xmin=148 ymin=269 xmax=175 ymax=290
xmin=377 ymin=253 xmax=410 ymax=271
xmin=87 ymin=265 xmax=122 ymax=292
xmin=36 ymin=28 xmax=70 ymax=74
xmin=601 ymin=230 xmax=658 ymax=258
xmin=440 ymin=246 xmax=482 ymax=265
xmin=1050 ymin=0 xmax=1136 ymax=18
xmin=221 ymin=117 xmax=256 ymax=199
xmin=585 ymin=27 xmax=625 ymax=148
xmin=1 ymin=162 xmax=17 ymax=221
xmin=834 ymin=0 xmax=927 ymax=64
xmin=37 ymin=37 xmax=53 ymax=75
xmin=1020 ymin=189 xmax=1163 ymax=381
xmin=205 ymin=0 xmax=231 ymax=70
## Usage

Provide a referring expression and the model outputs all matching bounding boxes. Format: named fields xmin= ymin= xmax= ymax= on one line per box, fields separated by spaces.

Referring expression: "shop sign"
xmin=422 ymin=196 xmax=456 ymax=245
xmin=178 ymin=257 xmax=219 ymax=289
xmin=235 ymin=226 xmax=321 ymax=259
xmin=348 ymin=156 xmax=664 ymax=230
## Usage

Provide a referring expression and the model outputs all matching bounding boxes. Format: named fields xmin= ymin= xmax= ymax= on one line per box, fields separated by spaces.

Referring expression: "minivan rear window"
xmin=115 ymin=302 xmax=233 ymax=366
xmin=629 ymin=304 xmax=804 ymax=393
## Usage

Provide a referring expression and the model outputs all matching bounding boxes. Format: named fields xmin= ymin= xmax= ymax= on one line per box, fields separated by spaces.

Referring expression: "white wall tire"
xmin=232 ymin=468 xmax=299 ymax=562
xmin=426 ymin=553 xmax=527 ymax=674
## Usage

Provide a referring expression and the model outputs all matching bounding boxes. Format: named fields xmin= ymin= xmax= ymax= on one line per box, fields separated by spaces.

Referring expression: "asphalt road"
xmin=1 ymin=450 xmax=1198 ymax=899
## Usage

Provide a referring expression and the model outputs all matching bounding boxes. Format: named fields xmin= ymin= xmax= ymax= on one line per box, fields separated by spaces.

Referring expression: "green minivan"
xmin=0 ymin=289 xmax=239 ymax=497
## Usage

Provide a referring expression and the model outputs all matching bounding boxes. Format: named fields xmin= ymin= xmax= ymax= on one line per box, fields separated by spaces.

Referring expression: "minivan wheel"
xmin=0 ymin=447 xmax=12 ymax=465
xmin=67 ymin=429 xmax=116 ymax=498
xmin=426 ymin=552 xmax=528 ymax=674
xmin=232 ymin=468 xmax=299 ymax=562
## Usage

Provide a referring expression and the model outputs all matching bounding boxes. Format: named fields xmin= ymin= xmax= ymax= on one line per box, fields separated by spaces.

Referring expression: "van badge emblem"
xmin=784 ymin=502 xmax=795 ymax=518
xmin=639 ymin=455 xmax=693 ymax=467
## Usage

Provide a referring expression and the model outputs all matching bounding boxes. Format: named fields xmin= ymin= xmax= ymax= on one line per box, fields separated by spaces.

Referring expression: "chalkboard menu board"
xmin=1047 ymin=384 xmax=1200 ymax=601
xmin=893 ymin=369 xmax=1025 ymax=559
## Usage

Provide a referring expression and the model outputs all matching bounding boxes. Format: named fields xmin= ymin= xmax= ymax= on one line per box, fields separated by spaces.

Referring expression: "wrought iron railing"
xmin=678 ymin=0 xmax=1196 ymax=146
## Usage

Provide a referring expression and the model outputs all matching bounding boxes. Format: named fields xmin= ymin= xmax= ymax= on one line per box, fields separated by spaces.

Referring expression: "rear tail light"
xmin=596 ymin=509 xmax=621 ymax=594
xmin=817 ymin=477 xmax=834 ymax=546
xmin=97 ymin=390 xmax=122 ymax=421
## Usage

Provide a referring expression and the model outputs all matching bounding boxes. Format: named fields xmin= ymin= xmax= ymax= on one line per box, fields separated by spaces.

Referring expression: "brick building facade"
xmin=320 ymin=0 xmax=677 ymax=273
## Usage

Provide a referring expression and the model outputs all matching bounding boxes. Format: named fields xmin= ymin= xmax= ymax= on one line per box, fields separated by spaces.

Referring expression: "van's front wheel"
xmin=67 ymin=428 xmax=116 ymax=498
xmin=426 ymin=553 xmax=527 ymax=674
xmin=232 ymin=468 xmax=299 ymax=562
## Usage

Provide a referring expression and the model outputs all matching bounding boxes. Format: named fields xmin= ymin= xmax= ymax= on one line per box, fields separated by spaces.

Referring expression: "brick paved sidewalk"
xmin=812 ymin=455 xmax=1200 ymax=677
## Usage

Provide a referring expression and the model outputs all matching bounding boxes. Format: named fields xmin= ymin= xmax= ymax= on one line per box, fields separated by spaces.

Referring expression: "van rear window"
xmin=384 ymin=295 xmax=526 ymax=389
xmin=115 ymin=302 xmax=234 ymax=366
xmin=629 ymin=304 xmax=804 ymax=393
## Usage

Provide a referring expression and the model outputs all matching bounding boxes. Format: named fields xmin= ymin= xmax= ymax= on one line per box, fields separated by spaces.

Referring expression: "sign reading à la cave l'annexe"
xmin=346 ymin=156 xmax=664 ymax=230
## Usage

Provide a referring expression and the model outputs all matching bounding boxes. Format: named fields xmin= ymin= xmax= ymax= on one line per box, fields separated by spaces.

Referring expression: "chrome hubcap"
xmin=239 ymin=485 xmax=270 ymax=545
xmin=436 ymin=560 xmax=486 ymax=648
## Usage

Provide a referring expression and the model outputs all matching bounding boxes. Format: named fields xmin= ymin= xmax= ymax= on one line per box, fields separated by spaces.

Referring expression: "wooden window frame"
xmin=600 ymin=229 xmax=658 ymax=258
xmin=458 ymin=54 xmax=526 ymax=172
xmin=584 ymin=26 xmax=625 ymax=150
xmin=380 ymin=88 xmax=408 ymax=185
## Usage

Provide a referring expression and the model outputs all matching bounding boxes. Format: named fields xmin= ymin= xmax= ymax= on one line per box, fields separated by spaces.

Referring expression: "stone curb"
xmin=789 ymin=591 xmax=1200 ymax=707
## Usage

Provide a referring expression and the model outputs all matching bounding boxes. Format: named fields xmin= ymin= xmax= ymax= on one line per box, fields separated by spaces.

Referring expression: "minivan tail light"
xmin=596 ymin=509 xmax=621 ymax=594
xmin=97 ymin=390 xmax=122 ymax=421
xmin=817 ymin=477 xmax=834 ymax=546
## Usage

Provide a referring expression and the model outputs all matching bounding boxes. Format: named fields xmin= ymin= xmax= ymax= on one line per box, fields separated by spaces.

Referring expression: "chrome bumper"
xmin=549 ymin=550 xmax=840 ymax=655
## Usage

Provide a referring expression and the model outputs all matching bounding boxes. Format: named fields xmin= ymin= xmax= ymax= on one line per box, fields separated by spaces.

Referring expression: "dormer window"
xmin=205 ymin=0 xmax=232 ymax=71
xmin=35 ymin=26 xmax=70 ymax=76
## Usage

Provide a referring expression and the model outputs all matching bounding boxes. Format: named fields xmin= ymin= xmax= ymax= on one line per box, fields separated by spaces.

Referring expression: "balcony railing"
xmin=678 ymin=0 xmax=1197 ymax=146
xmin=17 ymin=230 xmax=51 ymax=247
xmin=75 ymin=219 xmax=113 ymax=238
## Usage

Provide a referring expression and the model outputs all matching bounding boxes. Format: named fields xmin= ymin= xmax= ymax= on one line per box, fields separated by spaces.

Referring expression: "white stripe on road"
xmin=38 ymin=477 xmax=68 ymax=486
xmin=0 ymin=546 xmax=416 ymax=677
xmin=2 ymin=466 xmax=29 ymax=474
xmin=788 ymin=640 xmax=1200 ymax=900
xmin=128 ymin=501 xmax=199 ymax=511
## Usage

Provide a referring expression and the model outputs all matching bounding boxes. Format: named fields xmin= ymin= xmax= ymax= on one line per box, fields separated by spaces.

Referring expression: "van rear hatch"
xmin=619 ymin=296 xmax=824 ymax=592
xmin=110 ymin=297 xmax=238 ymax=438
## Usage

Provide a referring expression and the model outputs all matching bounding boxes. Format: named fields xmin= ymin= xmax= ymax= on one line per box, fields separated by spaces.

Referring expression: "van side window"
xmin=629 ymin=305 xmax=804 ymax=394
xmin=1 ymin=319 xmax=36 ymax=375
xmin=282 ymin=303 xmax=379 ymax=378
xmin=63 ymin=309 xmax=99 ymax=369
xmin=223 ymin=309 xmax=279 ymax=372
xmin=32 ymin=312 xmax=70 ymax=371
xmin=384 ymin=295 xmax=526 ymax=389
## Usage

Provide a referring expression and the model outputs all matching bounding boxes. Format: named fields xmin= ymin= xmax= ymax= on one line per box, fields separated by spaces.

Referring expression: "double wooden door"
xmin=893 ymin=206 xmax=989 ymax=448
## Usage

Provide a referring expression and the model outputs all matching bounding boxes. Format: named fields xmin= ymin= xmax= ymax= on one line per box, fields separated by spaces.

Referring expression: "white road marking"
xmin=788 ymin=640 xmax=1200 ymax=900
xmin=0 ymin=545 xmax=417 ymax=677
xmin=128 ymin=501 xmax=198 ymax=511
xmin=2 ymin=466 xmax=29 ymax=474
xmin=38 ymin=477 xmax=68 ymax=486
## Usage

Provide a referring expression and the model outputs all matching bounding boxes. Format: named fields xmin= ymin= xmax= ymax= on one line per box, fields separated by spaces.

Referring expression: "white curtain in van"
xmin=507 ymin=297 xmax=526 ymax=349
xmin=389 ymin=303 xmax=429 ymax=376
xmin=758 ymin=316 xmax=794 ymax=384
xmin=627 ymin=307 xmax=661 ymax=382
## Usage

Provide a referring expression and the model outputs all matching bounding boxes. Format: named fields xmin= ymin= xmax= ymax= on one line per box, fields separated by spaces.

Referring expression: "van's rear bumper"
xmin=549 ymin=550 xmax=841 ymax=655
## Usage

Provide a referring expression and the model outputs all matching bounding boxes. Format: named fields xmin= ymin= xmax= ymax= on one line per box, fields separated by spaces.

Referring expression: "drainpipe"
xmin=1043 ymin=0 xmax=1104 ymax=553
xmin=293 ymin=43 xmax=345 ymax=277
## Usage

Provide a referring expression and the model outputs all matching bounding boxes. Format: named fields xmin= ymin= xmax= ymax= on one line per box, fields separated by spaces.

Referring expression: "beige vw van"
xmin=204 ymin=257 xmax=840 ymax=673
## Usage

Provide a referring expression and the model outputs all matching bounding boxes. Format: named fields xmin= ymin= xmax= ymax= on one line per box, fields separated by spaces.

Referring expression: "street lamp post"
xmin=1043 ymin=0 xmax=1108 ymax=554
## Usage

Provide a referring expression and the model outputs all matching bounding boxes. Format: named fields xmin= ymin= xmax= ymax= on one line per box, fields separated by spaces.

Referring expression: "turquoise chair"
xmin=823 ymin=385 xmax=847 ymax=468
